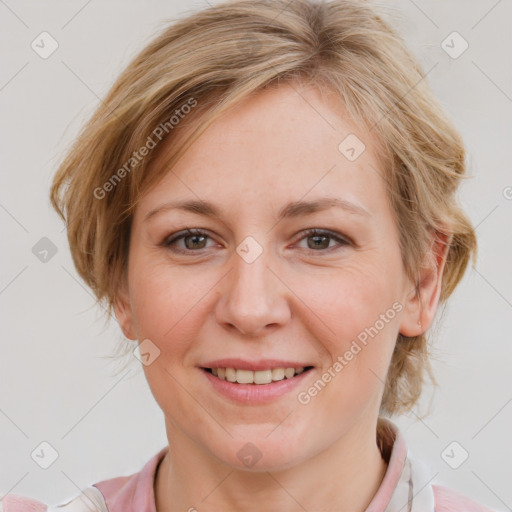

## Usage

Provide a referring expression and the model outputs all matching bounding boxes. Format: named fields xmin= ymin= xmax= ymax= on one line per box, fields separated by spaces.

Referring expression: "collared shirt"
xmin=1 ymin=418 xmax=499 ymax=511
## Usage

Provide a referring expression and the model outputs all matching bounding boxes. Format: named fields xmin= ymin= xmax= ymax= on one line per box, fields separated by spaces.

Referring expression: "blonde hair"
xmin=50 ymin=0 xmax=477 ymax=417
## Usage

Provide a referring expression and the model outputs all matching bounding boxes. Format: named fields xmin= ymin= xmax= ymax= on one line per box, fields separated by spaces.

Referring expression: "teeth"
xmin=254 ymin=369 xmax=272 ymax=384
xmin=210 ymin=366 xmax=308 ymax=384
xmin=284 ymin=367 xmax=295 ymax=379
xmin=271 ymin=368 xmax=285 ymax=381
xmin=237 ymin=369 xmax=254 ymax=384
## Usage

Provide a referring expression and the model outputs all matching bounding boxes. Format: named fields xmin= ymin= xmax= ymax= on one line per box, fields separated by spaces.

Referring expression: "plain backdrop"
xmin=1 ymin=0 xmax=511 ymax=509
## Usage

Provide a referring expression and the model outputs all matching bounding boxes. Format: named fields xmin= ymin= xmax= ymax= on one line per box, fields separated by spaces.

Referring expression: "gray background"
xmin=1 ymin=0 xmax=511 ymax=509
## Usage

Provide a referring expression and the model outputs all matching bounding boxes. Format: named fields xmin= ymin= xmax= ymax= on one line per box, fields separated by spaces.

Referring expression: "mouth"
xmin=201 ymin=366 xmax=315 ymax=385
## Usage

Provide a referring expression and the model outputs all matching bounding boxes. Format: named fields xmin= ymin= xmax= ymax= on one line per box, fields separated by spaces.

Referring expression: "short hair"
xmin=50 ymin=0 xmax=477 ymax=417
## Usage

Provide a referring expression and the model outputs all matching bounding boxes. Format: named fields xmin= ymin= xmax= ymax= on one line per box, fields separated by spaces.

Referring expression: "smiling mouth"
xmin=202 ymin=366 xmax=314 ymax=385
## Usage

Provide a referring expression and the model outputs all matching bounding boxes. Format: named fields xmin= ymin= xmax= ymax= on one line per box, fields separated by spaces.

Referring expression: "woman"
xmin=2 ymin=0 xmax=500 ymax=510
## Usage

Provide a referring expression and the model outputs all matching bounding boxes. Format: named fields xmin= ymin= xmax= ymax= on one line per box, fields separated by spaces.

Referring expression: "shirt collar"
xmin=94 ymin=417 xmax=434 ymax=512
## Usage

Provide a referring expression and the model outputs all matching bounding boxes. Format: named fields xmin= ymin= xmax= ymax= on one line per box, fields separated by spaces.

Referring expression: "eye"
xmin=295 ymin=228 xmax=351 ymax=252
xmin=162 ymin=228 xmax=216 ymax=253
xmin=162 ymin=227 xmax=351 ymax=255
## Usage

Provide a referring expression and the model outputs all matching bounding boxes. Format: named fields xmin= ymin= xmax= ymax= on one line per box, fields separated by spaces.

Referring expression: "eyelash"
xmin=162 ymin=228 xmax=351 ymax=255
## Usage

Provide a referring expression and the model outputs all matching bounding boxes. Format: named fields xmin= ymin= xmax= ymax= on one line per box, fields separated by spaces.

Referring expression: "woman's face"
xmin=116 ymin=83 xmax=426 ymax=470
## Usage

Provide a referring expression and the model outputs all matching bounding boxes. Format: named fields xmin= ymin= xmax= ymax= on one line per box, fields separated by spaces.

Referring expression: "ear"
xmin=399 ymin=230 xmax=451 ymax=337
xmin=113 ymin=279 xmax=137 ymax=341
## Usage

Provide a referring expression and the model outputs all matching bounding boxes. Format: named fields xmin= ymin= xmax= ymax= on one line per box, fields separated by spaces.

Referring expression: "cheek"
xmin=303 ymin=256 xmax=401 ymax=335
xmin=127 ymin=261 xmax=210 ymax=411
xmin=128 ymin=259 xmax=215 ymax=350
xmin=298 ymin=257 xmax=402 ymax=392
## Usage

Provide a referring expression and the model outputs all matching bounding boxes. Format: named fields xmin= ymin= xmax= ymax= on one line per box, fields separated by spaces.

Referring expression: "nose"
xmin=215 ymin=243 xmax=291 ymax=336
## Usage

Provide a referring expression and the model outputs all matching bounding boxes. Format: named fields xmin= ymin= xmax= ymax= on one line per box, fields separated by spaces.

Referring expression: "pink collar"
xmin=92 ymin=418 xmax=434 ymax=512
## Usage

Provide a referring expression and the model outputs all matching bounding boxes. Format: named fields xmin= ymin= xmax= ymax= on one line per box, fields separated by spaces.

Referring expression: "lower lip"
xmin=201 ymin=368 xmax=313 ymax=404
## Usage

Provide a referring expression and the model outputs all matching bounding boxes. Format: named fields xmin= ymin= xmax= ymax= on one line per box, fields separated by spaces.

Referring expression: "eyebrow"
xmin=144 ymin=196 xmax=371 ymax=223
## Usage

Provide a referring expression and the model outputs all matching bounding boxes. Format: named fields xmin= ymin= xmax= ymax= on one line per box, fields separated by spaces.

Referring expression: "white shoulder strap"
xmin=385 ymin=450 xmax=436 ymax=512
xmin=408 ymin=452 xmax=436 ymax=511
xmin=46 ymin=486 xmax=109 ymax=512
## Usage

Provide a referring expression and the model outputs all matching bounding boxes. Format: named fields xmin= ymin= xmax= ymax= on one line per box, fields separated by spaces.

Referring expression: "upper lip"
xmin=200 ymin=358 xmax=313 ymax=371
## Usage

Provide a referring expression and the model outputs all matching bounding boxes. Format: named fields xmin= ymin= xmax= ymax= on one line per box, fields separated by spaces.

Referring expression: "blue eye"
xmin=162 ymin=228 xmax=351 ymax=254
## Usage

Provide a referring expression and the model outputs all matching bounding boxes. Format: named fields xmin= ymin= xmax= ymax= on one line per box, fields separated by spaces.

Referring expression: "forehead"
xmin=137 ymin=83 xmax=388 ymax=218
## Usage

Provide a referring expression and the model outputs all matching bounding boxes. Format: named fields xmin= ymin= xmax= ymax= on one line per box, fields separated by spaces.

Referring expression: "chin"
xmin=211 ymin=428 xmax=313 ymax=473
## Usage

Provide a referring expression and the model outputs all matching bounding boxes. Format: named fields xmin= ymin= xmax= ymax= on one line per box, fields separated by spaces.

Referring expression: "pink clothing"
xmin=1 ymin=419 xmax=499 ymax=511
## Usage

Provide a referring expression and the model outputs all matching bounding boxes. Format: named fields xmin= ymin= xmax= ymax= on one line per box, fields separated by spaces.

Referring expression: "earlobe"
xmin=113 ymin=288 xmax=137 ymax=341
xmin=399 ymin=230 xmax=451 ymax=338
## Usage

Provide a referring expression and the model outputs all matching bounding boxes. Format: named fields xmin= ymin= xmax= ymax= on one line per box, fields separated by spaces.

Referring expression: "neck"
xmin=155 ymin=417 xmax=389 ymax=512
